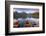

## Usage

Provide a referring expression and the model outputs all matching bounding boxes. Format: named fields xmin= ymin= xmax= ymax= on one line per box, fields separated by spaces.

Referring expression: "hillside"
xmin=14 ymin=11 xmax=39 ymax=19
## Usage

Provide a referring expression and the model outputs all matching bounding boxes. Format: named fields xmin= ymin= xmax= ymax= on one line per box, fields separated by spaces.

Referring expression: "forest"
xmin=13 ymin=11 xmax=39 ymax=19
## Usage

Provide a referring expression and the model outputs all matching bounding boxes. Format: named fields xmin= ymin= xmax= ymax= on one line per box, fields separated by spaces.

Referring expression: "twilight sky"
xmin=13 ymin=8 xmax=39 ymax=14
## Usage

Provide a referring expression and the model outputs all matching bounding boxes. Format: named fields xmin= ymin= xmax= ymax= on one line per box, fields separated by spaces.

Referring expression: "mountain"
xmin=14 ymin=11 xmax=39 ymax=19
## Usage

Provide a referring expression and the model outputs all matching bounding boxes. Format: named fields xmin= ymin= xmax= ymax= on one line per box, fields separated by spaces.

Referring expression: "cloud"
xmin=13 ymin=8 xmax=39 ymax=14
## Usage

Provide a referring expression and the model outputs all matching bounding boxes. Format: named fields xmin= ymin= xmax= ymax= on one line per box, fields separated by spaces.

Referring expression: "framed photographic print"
xmin=5 ymin=1 xmax=45 ymax=35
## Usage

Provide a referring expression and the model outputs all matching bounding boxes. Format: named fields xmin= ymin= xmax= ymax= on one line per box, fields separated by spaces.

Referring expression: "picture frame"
xmin=5 ymin=1 xmax=45 ymax=35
